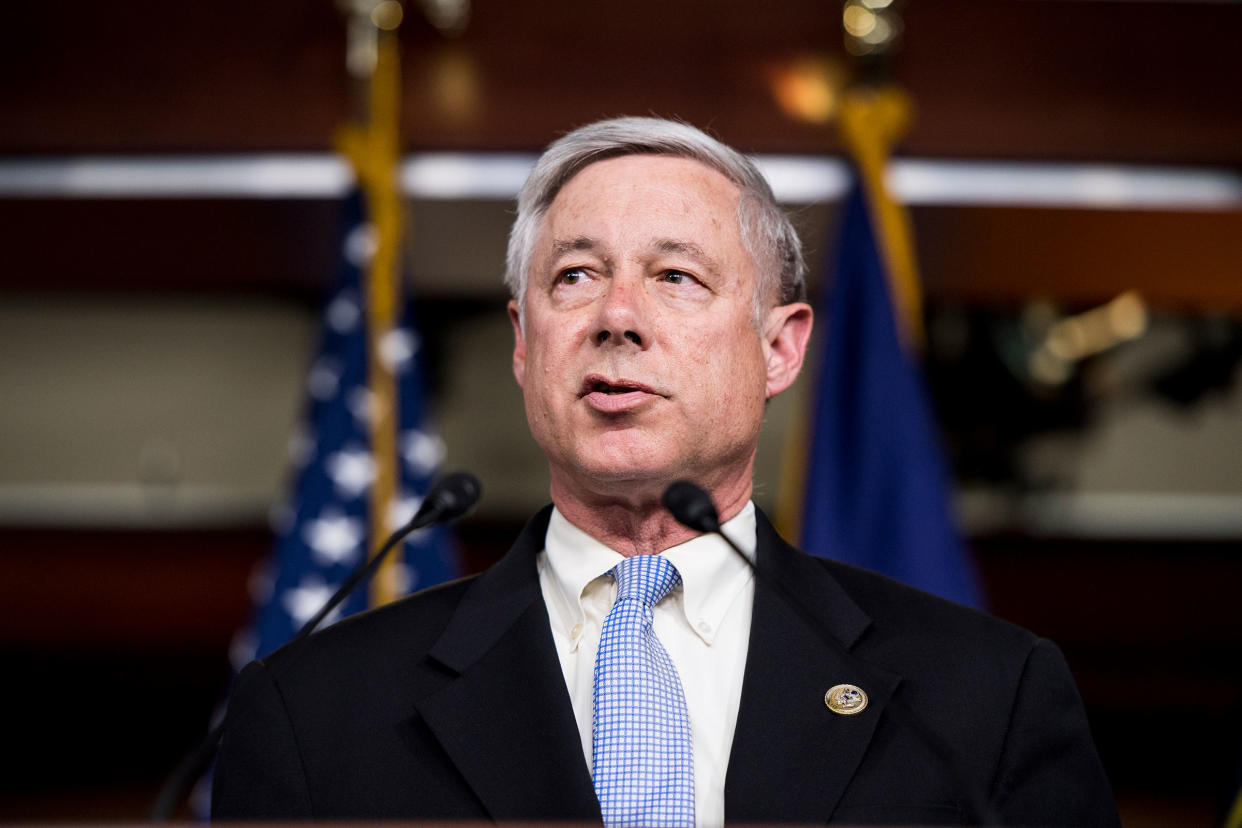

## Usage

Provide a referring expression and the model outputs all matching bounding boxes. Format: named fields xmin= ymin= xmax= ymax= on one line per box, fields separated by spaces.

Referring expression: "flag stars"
xmin=326 ymin=291 xmax=362 ymax=333
xmin=379 ymin=327 xmax=420 ymax=373
xmin=387 ymin=493 xmax=423 ymax=532
xmin=243 ymin=193 xmax=455 ymax=665
xmin=325 ymin=447 xmax=377 ymax=499
xmin=343 ymin=222 xmax=377 ymax=267
xmin=403 ymin=429 xmax=446 ymax=475
xmin=347 ymin=386 xmax=380 ymax=427
xmin=302 ymin=510 xmax=365 ymax=566
xmin=307 ymin=357 xmax=343 ymax=401
xmin=281 ymin=575 xmax=342 ymax=628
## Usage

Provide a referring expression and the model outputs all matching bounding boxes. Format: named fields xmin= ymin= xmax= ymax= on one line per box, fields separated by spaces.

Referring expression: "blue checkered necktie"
xmin=592 ymin=554 xmax=695 ymax=828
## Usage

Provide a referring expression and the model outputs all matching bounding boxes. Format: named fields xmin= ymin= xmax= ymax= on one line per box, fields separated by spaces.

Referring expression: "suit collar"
xmin=752 ymin=508 xmax=873 ymax=650
xmin=417 ymin=504 xmax=902 ymax=825
xmin=416 ymin=506 xmax=601 ymax=822
xmin=726 ymin=509 xmax=902 ymax=824
xmin=426 ymin=504 xmax=551 ymax=673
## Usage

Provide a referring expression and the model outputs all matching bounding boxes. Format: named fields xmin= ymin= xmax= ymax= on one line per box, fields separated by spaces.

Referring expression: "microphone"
xmin=662 ymin=479 xmax=722 ymax=534
xmin=417 ymin=470 xmax=482 ymax=522
xmin=296 ymin=471 xmax=482 ymax=639
xmin=662 ymin=479 xmax=1000 ymax=827
xmin=150 ymin=471 xmax=482 ymax=822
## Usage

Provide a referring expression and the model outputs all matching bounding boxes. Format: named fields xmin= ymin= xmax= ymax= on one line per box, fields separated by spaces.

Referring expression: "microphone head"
xmin=423 ymin=471 xmax=482 ymax=522
xmin=662 ymin=480 xmax=721 ymax=534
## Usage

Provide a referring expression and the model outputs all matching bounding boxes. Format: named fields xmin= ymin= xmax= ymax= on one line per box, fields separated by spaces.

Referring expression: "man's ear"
xmin=508 ymin=300 xmax=526 ymax=388
xmin=762 ymin=302 xmax=813 ymax=399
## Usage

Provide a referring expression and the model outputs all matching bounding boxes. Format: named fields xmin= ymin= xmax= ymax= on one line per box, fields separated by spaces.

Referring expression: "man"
xmin=213 ymin=117 xmax=1118 ymax=825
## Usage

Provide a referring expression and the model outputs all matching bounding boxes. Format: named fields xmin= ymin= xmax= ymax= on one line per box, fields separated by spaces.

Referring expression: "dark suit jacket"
xmin=213 ymin=506 xmax=1118 ymax=825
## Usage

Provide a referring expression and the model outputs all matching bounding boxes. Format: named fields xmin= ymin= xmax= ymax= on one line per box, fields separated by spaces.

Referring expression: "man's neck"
xmin=549 ymin=473 xmax=753 ymax=557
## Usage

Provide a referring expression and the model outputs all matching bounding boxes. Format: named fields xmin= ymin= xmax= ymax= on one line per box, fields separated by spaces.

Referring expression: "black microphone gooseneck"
xmin=295 ymin=470 xmax=481 ymax=640
xmin=661 ymin=480 xmax=1000 ymax=828
xmin=150 ymin=471 xmax=482 ymax=822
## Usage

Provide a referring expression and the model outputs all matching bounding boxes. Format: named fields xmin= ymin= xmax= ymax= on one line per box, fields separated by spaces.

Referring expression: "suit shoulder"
xmin=811 ymin=553 xmax=1038 ymax=655
xmin=258 ymin=573 xmax=479 ymax=682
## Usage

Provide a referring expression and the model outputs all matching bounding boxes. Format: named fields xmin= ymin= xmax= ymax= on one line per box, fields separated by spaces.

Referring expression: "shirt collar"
xmin=541 ymin=502 xmax=756 ymax=646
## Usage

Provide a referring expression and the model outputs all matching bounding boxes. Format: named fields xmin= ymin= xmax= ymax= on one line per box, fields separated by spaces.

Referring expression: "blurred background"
xmin=2 ymin=0 xmax=1241 ymax=824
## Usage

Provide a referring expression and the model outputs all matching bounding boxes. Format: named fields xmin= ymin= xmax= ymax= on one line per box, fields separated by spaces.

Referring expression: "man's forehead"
xmin=550 ymin=236 xmax=715 ymax=258
xmin=529 ymin=157 xmax=758 ymax=287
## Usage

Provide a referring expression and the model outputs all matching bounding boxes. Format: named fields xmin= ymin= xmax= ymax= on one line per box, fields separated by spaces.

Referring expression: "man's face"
xmin=510 ymin=154 xmax=804 ymax=504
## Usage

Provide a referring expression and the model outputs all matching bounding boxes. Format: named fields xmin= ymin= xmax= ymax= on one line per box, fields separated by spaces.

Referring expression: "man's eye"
xmin=662 ymin=270 xmax=696 ymax=285
xmin=557 ymin=268 xmax=587 ymax=286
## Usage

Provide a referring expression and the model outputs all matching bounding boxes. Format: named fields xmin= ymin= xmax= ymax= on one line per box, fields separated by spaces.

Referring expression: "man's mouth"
xmin=578 ymin=375 xmax=663 ymax=411
xmin=579 ymin=375 xmax=658 ymax=397
xmin=589 ymin=380 xmax=641 ymax=395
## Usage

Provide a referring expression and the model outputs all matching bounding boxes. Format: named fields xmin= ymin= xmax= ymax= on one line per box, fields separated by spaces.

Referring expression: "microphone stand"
xmin=149 ymin=472 xmax=480 ymax=822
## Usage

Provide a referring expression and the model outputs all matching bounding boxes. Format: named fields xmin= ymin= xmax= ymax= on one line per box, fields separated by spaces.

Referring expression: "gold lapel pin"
xmin=824 ymin=683 xmax=868 ymax=715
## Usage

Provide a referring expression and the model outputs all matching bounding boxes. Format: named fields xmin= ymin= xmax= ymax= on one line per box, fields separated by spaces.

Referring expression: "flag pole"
xmin=838 ymin=0 xmax=922 ymax=346
xmin=777 ymin=0 xmax=921 ymax=537
xmin=337 ymin=0 xmax=406 ymax=608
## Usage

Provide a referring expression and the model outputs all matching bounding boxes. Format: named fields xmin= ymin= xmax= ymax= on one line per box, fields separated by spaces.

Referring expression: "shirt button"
xmin=696 ymin=620 xmax=712 ymax=635
xmin=570 ymin=624 xmax=582 ymax=639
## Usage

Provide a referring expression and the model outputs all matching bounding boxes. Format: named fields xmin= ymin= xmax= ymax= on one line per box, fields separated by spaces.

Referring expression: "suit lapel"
xmin=410 ymin=505 xmax=900 ymax=824
xmin=726 ymin=511 xmax=901 ymax=824
xmin=414 ymin=507 xmax=601 ymax=823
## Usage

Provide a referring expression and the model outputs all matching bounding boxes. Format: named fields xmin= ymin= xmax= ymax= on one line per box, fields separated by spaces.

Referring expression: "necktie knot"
xmin=611 ymin=554 xmax=681 ymax=608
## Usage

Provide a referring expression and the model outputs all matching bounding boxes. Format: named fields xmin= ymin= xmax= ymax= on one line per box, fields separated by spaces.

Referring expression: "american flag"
xmin=232 ymin=190 xmax=457 ymax=667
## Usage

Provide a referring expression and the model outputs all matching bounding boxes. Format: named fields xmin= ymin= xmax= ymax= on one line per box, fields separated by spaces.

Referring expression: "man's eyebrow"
xmin=548 ymin=236 xmax=722 ymax=272
xmin=550 ymin=237 xmax=600 ymax=257
xmin=652 ymin=238 xmax=722 ymax=272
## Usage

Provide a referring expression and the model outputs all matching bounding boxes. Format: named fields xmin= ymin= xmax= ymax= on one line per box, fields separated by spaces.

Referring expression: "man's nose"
xmin=592 ymin=276 xmax=649 ymax=347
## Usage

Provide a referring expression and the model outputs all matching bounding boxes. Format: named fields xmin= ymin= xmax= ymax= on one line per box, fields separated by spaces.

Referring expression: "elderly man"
xmin=213 ymin=118 xmax=1118 ymax=826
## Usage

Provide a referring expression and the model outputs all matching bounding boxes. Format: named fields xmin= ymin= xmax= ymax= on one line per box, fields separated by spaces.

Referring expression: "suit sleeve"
xmin=989 ymin=638 xmax=1120 ymax=827
xmin=212 ymin=660 xmax=315 ymax=821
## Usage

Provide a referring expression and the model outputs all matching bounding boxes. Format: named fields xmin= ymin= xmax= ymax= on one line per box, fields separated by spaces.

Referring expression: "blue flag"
xmin=800 ymin=183 xmax=982 ymax=609
xmin=233 ymin=190 xmax=457 ymax=667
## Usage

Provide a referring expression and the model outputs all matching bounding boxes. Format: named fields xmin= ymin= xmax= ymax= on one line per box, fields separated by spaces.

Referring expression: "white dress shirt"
xmin=537 ymin=503 xmax=757 ymax=828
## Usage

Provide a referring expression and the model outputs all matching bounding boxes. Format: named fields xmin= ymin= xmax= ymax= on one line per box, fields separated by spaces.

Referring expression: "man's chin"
xmin=546 ymin=442 xmax=756 ymax=517
xmin=552 ymin=453 xmax=685 ymax=501
xmin=575 ymin=461 xmax=677 ymax=489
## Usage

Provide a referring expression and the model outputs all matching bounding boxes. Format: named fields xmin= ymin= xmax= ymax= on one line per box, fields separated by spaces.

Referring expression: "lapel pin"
xmin=824 ymin=683 xmax=868 ymax=715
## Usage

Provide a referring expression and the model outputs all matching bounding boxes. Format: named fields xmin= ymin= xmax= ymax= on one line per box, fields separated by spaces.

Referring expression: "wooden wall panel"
xmin=2 ymin=0 xmax=1239 ymax=161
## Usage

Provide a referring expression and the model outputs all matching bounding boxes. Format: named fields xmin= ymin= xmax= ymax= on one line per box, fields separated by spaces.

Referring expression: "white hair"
xmin=504 ymin=117 xmax=806 ymax=325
